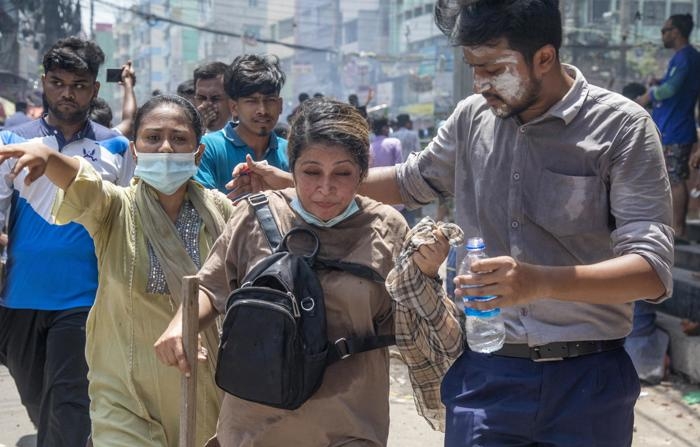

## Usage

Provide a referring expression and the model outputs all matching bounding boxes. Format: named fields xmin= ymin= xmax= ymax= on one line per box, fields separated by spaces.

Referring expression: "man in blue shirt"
xmin=195 ymin=54 xmax=289 ymax=196
xmin=0 ymin=37 xmax=131 ymax=447
xmin=637 ymin=14 xmax=700 ymax=239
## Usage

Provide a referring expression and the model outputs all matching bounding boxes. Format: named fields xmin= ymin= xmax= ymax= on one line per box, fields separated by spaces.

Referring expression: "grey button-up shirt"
xmin=397 ymin=65 xmax=674 ymax=345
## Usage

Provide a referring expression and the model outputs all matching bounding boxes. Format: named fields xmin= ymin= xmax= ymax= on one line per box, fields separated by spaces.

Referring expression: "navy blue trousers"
xmin=0 ymin=307 xmax=91 ymax=447
xmin=442 ymin=347 xmax=640 ymax=447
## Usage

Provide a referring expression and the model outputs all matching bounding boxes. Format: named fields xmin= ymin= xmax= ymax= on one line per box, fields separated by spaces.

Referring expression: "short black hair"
xmin=14 ymin=101 xmax=28 ymax=112
xmin=371 ymin=117 xmax=389 ymax=135
xmin=42 ymin=37 xmax=105 ymax=79
xmin=288 ymin=98 xmax=370 ymax=179
xmin=435 ymin=0 xmax=562 ymax=65
xmin=193 ymin=61 xmax=231 ymax=84
xmin=396 ymin=113 xmax=411 ymax=127
xmin=621 ymin=82 xmax=646 ymax=100
xmin=298 ymin=92 xmax=310 ymax=102
xmin=177 ymin=79 xmax=195 ymax=97
xmin=133 ymin=94 xmax=204 ymax=145
xmin=226 ymin=54 xmax=286 ymax=99
xmin=90 ymin=97 xmax=113 ymax=127
xmin=669 ymin=14 xmax=694 ymax=39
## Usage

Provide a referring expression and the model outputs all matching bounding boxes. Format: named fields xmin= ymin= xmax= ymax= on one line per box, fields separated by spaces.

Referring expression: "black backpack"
xmin=215 ymin=193 xmax=394 ymax=410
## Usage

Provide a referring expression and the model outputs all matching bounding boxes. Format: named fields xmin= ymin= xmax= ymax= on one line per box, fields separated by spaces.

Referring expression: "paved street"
xmin=0 ymin=367 xmax=35 ymax=447
xmin=2 ymin=359 xmax=700 ymax=447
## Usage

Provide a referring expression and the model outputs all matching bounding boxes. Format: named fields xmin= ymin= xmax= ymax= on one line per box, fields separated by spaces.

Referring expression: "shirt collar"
xmin=540 ymin=64 xmax=588 ymax=126
xmin=222 ymin=121 xmax=279 ymax=153
xmin=39 ymin=115 xmax=95 ymax=147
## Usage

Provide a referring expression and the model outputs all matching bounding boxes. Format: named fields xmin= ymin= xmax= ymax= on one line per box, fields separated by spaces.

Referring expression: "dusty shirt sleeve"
xmin=607 ymin=114 xmax=674 ymax=300
xmin=396 ymin=102 xmax=465 ymax=208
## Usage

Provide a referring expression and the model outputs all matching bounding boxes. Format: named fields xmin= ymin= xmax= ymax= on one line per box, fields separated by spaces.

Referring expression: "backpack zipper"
xmin=231 ymin=296 xmax=300 ymax=320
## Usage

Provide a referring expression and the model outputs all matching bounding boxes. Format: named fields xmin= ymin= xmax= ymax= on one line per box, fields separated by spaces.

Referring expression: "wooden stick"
xmin=179 ymin=275 xmax=199 ymax=447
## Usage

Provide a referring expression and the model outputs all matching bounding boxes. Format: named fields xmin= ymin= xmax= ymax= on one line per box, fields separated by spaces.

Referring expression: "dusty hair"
xmin=435 ymin=0 xmax=562 ymax=65
xmin=287 ymin=98 xmax=370 ymax=179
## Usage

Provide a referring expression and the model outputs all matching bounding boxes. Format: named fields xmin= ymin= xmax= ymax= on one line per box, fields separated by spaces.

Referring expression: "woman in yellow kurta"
xmin=0 ymin=95 xmax=233 ymax=446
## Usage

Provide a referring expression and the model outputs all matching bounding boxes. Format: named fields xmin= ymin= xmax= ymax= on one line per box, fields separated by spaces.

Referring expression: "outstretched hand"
xmin=225 ymin=154 xmax=293 ymax=201
xmin=0 ymin=141 xmax=52 ymax=186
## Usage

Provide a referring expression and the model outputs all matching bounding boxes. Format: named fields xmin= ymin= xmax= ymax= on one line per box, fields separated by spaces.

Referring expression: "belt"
xmin=488 ymin=338 xmax=626 ymax=362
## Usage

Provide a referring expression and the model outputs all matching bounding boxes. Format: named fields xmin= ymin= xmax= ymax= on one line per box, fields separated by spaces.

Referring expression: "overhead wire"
xmin=90 ymin=0 xmax=438 ymax=37
xmin=89 ymin=0 xmax=448 ymax=63
xmin=92 ymin=0 xmax=338 ymax=53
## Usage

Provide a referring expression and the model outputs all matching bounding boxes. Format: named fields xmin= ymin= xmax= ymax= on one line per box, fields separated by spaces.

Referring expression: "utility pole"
xmin=90 ymin=0 xmax=95 ymax=39
xmin=43 ymin=0 xmax=60 ymax=54
xmin=618 ymin=0 xmax=630 ymax=88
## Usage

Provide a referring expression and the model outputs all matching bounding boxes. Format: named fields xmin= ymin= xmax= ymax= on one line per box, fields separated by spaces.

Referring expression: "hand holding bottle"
xmin=454 ymin=253 xmax=545 ymax=310
xmin=457 ymin=237 xmax=504 ymax=352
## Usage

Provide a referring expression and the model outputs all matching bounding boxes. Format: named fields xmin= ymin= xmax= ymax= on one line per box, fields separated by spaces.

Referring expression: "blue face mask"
xmin=290 ymin=197 xmax=359 ymax=228
xmin=134 ymin=151 xmax=198 ymax=195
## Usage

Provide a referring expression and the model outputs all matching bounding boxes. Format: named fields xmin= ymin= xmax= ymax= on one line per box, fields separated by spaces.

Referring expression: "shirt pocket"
xmin=529 ymin=169 xmax=611 ymax=237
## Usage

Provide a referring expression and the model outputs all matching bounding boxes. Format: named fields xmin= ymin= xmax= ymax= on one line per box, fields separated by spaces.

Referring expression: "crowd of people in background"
xmin=0 ymin=2 xmax=698 ymax=447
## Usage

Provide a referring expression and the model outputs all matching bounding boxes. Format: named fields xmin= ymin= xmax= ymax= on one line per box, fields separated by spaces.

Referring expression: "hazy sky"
xmin=83 ymin=0 xmax=123 ymax=30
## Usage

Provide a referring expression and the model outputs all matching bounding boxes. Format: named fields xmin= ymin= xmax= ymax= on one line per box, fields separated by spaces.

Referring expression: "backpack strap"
xmin=248 ymin=193 xmax=282 ymax=250
xmin=327 ymin=334 xmax=396 ymax=365
xmin=315 ymin=258 xmax=385 ymax=284
xmin=317 ymin=259 xmax=394 ymax=364
xmin=246 ymin=197 xmax=394 ymax=363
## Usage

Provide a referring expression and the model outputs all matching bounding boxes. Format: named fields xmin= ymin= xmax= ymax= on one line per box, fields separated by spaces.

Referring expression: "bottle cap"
xmin=466 ymin=237 xmax=485 ymax=250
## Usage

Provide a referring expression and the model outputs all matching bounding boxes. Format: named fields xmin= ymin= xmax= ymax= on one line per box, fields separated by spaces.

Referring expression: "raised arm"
xmin=363 ymin=88 xmax=374 ymax=107
xmin=0 ymin=140 xmax=79 ymax=190
xmin=114 ymin=61 xmax=137 ymax=138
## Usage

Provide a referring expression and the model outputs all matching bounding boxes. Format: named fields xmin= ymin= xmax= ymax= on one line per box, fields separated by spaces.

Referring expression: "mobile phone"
xmin=106 ymin=68 xmax=122 ymax=83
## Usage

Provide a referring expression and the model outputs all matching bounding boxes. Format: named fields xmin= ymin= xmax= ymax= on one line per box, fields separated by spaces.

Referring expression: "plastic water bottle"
xmin=458 ymin=237 xmax=505 ymax=353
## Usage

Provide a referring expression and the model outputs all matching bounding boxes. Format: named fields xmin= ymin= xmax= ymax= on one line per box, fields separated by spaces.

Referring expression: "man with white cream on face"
xmin=233 ymin=3 xmax=672 ymax=443
xmin=355 ymin=0 xmax=673 ymax=445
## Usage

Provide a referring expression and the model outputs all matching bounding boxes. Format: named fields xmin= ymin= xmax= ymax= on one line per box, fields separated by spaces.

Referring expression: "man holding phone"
xmin=106 ymin=67 xmax=123 ymax=83
xmin=100 ymin=60 xmax=138 ymax=138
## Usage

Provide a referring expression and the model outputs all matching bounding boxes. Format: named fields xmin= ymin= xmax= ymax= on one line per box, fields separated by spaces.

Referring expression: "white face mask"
xmin=134 ymin=151 xmax=198 ymax=195
xmin=290 ymin=197 xmax=359 ymax=228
